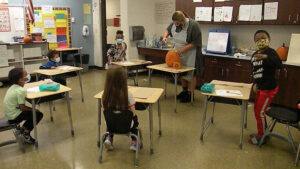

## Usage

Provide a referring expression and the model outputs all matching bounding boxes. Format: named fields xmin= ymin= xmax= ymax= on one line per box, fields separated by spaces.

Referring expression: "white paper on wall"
xmin=238 ymin=5 xmax=251 ymax=21
xmin=44 ymin=17 xmax=55 ymax=28
xmin=193 ymin=0 xmax=202 ymax=2
xmin=42 ymin=6 xmax=53 ymax=14
xmin=264 ymin=2 xmax=278 ymax=20
xmin=46 ymin=34 xmax=57 ymax=43
xmin=250 ymin=5 xmax=262 ymax=21
xmin=34 ymin=13 xmax=42 ymax=23
xmin=195 ymin=7 xmax=212 ymax=22
xmin=14 ymin=18 xmax=24 ymax=31
xmin=223 ymin=6 xmax=233 ymax=22
xmin=214 ymin=7 xmax=224 ymax=22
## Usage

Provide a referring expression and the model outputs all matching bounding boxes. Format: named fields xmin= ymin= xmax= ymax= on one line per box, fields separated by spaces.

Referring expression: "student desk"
xmin=34 ymin=66 xmax=84 ymax=102
xmin=56 ymin=48 xmax=82 ymax=67
xmin=147 ymin=63 xmax=195 ymax=113
xmin=200 ymin=80 xmax=253 ymax=149
xmin=112 ymin=60 xmax=152 ymax=86
xmin=94 ymin=86 xmax=164 ymax=154
xmin=24 ymin=81 xmax=74 ymax=148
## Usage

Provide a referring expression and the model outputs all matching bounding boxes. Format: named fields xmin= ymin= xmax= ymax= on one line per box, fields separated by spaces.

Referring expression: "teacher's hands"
xmin=177 ymin=48 xmax=185 ymax=56
xmin=162 ymin=37 xmax=167 ymax=45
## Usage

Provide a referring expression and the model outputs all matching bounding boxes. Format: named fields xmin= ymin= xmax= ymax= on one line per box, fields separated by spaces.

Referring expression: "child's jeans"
xmin=254 ymin=86 xmax=278 ymax=137
xmin=8 ymin=111 xmax=43 ymax=132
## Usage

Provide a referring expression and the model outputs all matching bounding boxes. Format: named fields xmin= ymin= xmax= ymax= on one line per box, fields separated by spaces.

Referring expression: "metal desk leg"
xmin=66 ymin=92 xmax=74 ymax=137
xmin=35 ymin=73 xmax=39 ymax=81
xmin=135 ymin=68 xmax=139 ymax=86
xmin=97 ymin=99 xmax=101 ymax=147
xmin=164 ymin=74 xmax=167 ymax=98
xmin=200 ymin=96 xmax=208 ymax=141
xmin=239 ymin=100 xmax=246 ymax=149
xmin=148 ymin=69 xmax=152 ymax=87
xmin=149 ymin=104 xmax=154 ymax=154
xmin=49 ymin=101 xmax=54 ymax=122
xmin=174 ymin=74 xmax=178 ymax=113
xmin=32 ymin=99 xmax=38 ymax=148
xmin=191 ymin=70 xmax=194 ymax=105
xmin=79 ymin=49 xmax=83 ymax=68
xmin=158 ymin=99 xmax=162 ymax=136
xmin=244 ymin=102 xmax=248 ymax=129
xmin=77 ymin=71 xmax=84 ymax=102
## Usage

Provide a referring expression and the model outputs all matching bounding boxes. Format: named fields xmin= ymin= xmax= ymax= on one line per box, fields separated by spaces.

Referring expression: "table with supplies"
xmin=200 ymin=80 xmax=253 ymax=149
xmin=34 ymin=66 xmax=84 ymax=102
xmin=24 ymin=81 xmax=74 ymax=148
xmin=94 ymin=86 xmax=164 ymax=154
xmin=147 ymin=63 xmax=195 ymax=113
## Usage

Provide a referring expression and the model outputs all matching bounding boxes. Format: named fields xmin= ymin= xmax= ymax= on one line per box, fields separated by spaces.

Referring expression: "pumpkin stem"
xmin=283 ymin=43 xmax=285 ymax=47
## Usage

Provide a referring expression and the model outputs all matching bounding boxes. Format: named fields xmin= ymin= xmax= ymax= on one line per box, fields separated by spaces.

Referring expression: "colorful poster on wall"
xmin=0 ymin=8 xmax=11 ymax=32
xmin=44 ymin=17 xmax=55 ymax=28
xmin=56 ymin=27 xmax=66 ymax=35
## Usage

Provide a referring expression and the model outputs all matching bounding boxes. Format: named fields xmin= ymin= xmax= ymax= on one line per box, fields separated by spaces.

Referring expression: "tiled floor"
xmin=0 ymin=69 xmax=299 ymax=169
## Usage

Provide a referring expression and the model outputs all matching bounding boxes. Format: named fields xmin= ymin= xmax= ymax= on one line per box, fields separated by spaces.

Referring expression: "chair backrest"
xmin=103 ymin=108 xmax=133 ymax=134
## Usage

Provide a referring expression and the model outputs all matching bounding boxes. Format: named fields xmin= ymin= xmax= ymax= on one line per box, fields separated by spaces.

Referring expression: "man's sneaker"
xmin=177 ymin=91 xmax=188 ymax=100
xmin=104 ymin=135 xmax=114 ymax=151
xmin=21 ymin=133 xmax=35 ymax=144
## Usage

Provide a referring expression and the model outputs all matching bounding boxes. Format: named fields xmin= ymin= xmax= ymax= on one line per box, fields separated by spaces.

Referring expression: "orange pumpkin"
xmin=165 ymin=50 xmax=181 ymax=68
xmin=23 ymin=36 xmax=32 ymax=44
xmin=276 ymin=43 xmax=289 ymax=61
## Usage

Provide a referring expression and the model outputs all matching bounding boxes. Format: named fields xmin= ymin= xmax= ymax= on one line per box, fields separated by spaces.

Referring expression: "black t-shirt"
xmin=251 ymin=47 xmax=282 ymax=90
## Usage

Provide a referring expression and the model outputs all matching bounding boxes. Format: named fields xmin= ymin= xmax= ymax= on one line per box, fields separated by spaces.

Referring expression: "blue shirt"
xmin=42 ymin=61 xmax=58 ymax=68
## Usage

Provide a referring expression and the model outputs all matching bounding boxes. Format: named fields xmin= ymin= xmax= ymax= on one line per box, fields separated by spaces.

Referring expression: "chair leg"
xmin=286 ymin=124 xmax=297 ymax=153
xmin=211 ymin=102 xmax=216 ymax=124
xmin=295 ymin=141 xmax=300 ymax=166
xmin=259 ymin=119 xmax=276 ymax=147
xmin=12 ymin=129 xmax=25 ymax=153
xmin=98 ymin=134 xmax=107 ymax=163
xmin=135 ymin=133 xmax=139 ymax=167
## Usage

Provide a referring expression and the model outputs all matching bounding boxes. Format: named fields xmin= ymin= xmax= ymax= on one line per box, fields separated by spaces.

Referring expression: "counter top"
xmin=138 ymin=47 xmax=300 ymax=67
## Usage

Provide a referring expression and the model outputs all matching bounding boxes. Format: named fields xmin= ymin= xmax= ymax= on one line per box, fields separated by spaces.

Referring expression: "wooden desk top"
xmin=94 ymin=86 xmax=164 ymax=104
xmin=34 ymin=66 xmax=83 ymax=76
xmin=147 ymin=63 xmax=195 ymax=74
xmin=55 ymin=48 xmax=81 ymax=52
xmin=24 ymin=81 xmax=71 ymax=99
xmin=201 ymin=80 xmax=253 ymax=100
xmin=112 ymin=60 xmax=152 ymax=67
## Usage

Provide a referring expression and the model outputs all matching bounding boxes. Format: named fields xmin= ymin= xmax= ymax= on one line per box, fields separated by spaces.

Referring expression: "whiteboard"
xmin=0 ymin=6 xmax=26 ymax=43
xmin=287 ymin=34 xmax=300 ymax=64
xmin=207 ymin=32 xmax=229 ymax=53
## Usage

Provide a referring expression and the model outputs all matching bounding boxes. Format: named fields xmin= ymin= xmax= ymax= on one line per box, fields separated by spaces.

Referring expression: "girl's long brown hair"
xmin=102 ymin=65 xmax=128 ymax=110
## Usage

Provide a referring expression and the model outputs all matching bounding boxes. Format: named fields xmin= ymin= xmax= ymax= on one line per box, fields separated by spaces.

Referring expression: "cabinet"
xmin=263 ymin=0 xmax=300 ymax=25
xmin=202 ymin=55 xmax=252 ymax=84
xmin=233 ymin=0 xmax=264 ymax=25
xmin=0 ymin=42 xmax=49 ymax=81
xmin=273 ymin=65 xmax=300 ymax=109
xmin=176 ymin=0 xmax=213 ymax=24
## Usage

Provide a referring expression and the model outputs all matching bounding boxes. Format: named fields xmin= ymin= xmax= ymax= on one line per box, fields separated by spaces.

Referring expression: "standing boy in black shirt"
xmin=249 ymin=30 xmax=282 ymax=145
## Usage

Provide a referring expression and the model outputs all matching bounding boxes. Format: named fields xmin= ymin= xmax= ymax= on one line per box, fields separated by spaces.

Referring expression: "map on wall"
xmin=0 ymin=7 xmax=11 ymax=32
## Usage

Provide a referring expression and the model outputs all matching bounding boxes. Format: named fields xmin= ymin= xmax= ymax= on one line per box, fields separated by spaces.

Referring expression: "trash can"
xmin=74 ymin=54 xmax=89 ymax=73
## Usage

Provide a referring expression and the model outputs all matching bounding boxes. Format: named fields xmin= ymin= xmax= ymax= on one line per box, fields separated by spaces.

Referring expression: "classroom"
xmin=0 ymin=0 xmax=300 ymax=168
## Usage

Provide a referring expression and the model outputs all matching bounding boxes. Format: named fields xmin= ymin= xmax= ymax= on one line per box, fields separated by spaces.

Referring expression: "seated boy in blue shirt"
xmin=40 ymin=50 xmax=66 ymax=86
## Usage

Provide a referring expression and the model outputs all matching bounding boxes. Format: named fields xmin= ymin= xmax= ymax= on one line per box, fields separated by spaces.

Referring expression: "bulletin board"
xmin=27 ymin=7 xmax=72 ymax=50
xmin=0 ymin=6 xmax=26 ymax=42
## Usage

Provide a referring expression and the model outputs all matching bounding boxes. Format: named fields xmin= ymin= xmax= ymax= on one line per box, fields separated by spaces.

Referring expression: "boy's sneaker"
xmin=130 ymin=140 xmax=142 ymax=152
xmin=104 ymin=135 xmax=114 ymax=151
xmin=248 ymin=134 xmax=268 ymax=145
xmin=21 ymin=133 xmax=35 ymax=144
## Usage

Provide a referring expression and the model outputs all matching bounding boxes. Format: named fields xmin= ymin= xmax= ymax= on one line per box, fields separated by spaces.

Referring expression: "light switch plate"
xmin=71 ymin=17 xmax=75 ymax=23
